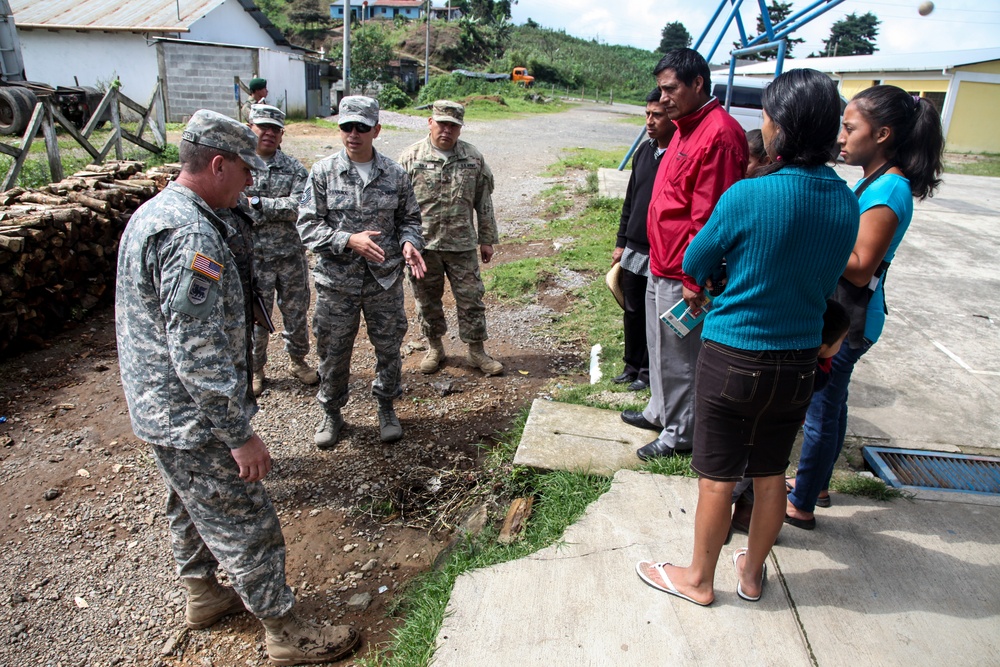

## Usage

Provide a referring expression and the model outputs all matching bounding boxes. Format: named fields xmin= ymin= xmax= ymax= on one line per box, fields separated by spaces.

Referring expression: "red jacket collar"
xmin=675 ymin=97 xmax=720 ymax=135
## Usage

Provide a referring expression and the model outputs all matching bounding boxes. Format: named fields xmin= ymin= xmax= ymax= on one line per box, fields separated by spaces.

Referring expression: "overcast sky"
xmin=510 ymin=0 xmax=1000 ymax=60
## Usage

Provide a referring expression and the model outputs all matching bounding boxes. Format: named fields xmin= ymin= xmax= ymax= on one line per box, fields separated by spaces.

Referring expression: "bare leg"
xmin=737 ymin=474 xmax=785 ymax=598
xmin=654 ymin=477 xmax=735 ymax=605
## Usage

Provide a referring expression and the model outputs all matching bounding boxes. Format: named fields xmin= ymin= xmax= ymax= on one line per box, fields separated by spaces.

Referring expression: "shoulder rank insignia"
xmin=191 ymin=252 xmax=223 ymax=281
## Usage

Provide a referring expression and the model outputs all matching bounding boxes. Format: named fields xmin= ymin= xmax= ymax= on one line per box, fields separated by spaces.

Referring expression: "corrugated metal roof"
xmin=371 ymin=0 xmax=424 ymax=8
xmin=733 ymin=47 xmax=1000 ymax=76
xmin=10 ymin=0 xmax=224 ymax=32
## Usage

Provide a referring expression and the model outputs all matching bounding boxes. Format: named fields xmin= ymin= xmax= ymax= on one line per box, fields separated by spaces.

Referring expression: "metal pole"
xmin=424 ymin=1 xmax=430 ymax=86
xmin=342 ymin=0 xmax=351 ymax=97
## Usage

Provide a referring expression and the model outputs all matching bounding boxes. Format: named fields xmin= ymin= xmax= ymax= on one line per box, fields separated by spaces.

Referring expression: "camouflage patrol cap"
xmin=338 ymin=95 xmax=379 ymax=127
xmin=431 ymin=100 xmax=464 ymax=126
xmin=182 ymin=109 xmax=267 ymax=171
xmin=249 ymin=104 xmax=285 ymax=128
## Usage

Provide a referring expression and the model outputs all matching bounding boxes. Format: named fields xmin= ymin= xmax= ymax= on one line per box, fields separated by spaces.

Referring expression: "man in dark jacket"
xmin=611 ymin=88 xmax=676 ymax=392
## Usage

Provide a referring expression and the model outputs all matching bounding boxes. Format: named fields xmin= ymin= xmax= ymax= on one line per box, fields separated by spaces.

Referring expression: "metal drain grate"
xmin=863 ymin=446 xmax=1000 ymax=495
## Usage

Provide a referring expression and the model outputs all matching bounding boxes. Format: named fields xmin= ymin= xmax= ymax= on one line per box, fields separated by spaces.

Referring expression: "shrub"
xmin=378 ymin=83 xmax=411 ymax=110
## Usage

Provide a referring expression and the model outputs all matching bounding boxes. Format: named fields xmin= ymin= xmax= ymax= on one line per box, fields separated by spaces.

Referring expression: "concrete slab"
xmin=598 ymin=167 xmax=630 ymax=199
xmin=434 ymin=471 xmax=812 ymax=667
xmin=513 ymin=398 xmax=647 ymax=475
xmin=434 ymin=472 xmax=1000 ymax=666
xmin=772 ymin=492 xmax=1000 ymax=665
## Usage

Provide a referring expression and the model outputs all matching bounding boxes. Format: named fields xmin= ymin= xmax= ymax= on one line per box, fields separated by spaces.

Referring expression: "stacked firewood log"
xmin=0 ymin=160 xmax=180 ymax=353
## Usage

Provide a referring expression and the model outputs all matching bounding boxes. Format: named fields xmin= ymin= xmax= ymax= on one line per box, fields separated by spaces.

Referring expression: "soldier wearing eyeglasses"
xmin=297 ymin=95 xmax=426 ymax=448
xmin=243 ymin=104 xmax=316 ymax=397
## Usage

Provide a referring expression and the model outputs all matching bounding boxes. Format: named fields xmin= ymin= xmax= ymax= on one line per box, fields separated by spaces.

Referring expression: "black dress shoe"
xmin=612 ymin=371 xmax=637 ymax=385
xmin=636 ymin=438 xmax=692 ymax=461
xmin=627 ymin=378 xmax=649 ymax=392
xmin=621 ymin=410 xmax=660 ymax=431
xmin=783 ymin=513 xmax=816 ymax=530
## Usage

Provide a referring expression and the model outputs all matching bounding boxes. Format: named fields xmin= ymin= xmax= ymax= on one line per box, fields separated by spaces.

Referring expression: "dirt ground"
xmin=0 ymin=103 xmax=642 ymax=665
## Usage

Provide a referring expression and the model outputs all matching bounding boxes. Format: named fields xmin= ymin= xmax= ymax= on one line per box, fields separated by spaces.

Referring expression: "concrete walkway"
xmin=434 ymin=469 xmax=1000 ymax=666
xmin=430 ymin=168 xmax=1000 ymax=665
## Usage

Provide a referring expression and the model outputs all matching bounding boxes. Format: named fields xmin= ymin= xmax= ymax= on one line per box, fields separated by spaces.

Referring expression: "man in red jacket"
xmin=620 ymin=48 xmax=748 ymax=460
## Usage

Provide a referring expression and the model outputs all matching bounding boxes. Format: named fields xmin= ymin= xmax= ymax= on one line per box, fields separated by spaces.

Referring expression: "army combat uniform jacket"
xmin=398 ymin=137 xmax=498 ymax=252
xmin=245 ymin=149 xmax=309 ymax=261
xmin=296 ymin=148 xmax=424 ymax=290
xmin=115 ymin=182 xmax=256 ymax=450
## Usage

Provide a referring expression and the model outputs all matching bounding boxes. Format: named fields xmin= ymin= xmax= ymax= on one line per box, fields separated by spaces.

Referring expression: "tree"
xmin=288 ymin=0 xmax=330 ymax=28
xmin=815 ymin=12 xmax=880 ymax=57
xmin=659 ymin=22 xmax=692 ymax=53
xmin=733 ymin=1 xmax=803 ymax=61
xmin=350 ymin=24 xmax=395 ymax=93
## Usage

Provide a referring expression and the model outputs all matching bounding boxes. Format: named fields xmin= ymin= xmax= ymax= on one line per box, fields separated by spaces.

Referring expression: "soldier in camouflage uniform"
xmin=241 ymin=77 xmax=268 ymax=122
xmin=297 ymin=96 xmax=426 ymax=448
xmin=399 ymin=100 xmax=503 ymax=376
xmin=243 ymin=104 xmax=318 ymax=397
xmin=115 ymin=109 xmax=360 ymax=665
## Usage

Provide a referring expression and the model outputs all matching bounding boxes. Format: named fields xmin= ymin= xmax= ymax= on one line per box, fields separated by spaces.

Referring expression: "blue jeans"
xmin=788 ymin=341 xmax=871 ymax=513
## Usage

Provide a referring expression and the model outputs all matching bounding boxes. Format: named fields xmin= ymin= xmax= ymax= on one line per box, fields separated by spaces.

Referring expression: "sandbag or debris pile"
xmin=0 ymin=160 xmax=180 ymax=354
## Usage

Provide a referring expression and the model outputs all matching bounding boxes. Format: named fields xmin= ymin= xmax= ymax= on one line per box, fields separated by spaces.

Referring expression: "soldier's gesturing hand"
xmin=403 ymin=241 xmax=426 ymax=279
xmin=231 ymin=433 xmax=273 ymax=482
xmin=347 ymin=230 xmax=386 ymax=263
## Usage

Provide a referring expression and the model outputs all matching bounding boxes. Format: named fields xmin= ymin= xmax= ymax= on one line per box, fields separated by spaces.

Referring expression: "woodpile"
xmin=0 ymin=160 xmax=180 ymax=354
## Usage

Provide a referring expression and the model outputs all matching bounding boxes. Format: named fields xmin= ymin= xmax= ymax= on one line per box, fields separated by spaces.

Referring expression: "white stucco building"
xmin=11 ymin=0 xmax=337 ymax=120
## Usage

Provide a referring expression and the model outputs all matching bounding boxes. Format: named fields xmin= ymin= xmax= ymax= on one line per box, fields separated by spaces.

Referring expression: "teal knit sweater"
xmin=683 ymin=165 xmax=860 ymax=351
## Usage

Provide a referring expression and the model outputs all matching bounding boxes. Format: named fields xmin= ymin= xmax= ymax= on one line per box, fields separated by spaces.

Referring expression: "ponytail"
xmin=852 ymin=86 xmax=944 ymax=200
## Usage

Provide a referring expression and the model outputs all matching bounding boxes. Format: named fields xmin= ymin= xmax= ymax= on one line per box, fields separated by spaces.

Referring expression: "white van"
xmin=711 ymin=76 xmax=769 ymax=131
xmin=711 ymin=74 xmax=848 ymax=132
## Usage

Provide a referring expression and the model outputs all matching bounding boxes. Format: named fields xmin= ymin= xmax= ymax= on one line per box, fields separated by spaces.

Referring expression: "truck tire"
xmin=10 ymin=87 xmax=38 ymax=119
xmin=0 ymin=87 xmax=30 ymax=135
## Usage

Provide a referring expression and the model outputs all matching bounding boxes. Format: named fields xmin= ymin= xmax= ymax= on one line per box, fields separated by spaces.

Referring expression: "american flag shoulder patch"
xmin=191 ymin=252 xmax=223 ymax=281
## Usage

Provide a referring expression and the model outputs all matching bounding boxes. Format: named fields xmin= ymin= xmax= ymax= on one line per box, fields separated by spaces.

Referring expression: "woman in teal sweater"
xmin=635 ymin=69 xmax=858 ymax=606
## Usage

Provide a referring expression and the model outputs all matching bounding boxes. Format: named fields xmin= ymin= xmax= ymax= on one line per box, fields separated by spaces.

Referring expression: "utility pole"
xmin=342 ymin=0 xmax=351 ymax=97
xmin=424 ymin=0 xmax=430 ymax=86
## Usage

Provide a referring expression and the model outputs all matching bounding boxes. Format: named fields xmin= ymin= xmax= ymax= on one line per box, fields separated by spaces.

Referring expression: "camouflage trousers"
xmin=253 ymin=249 xmax=312 ymax=371
xmin=313 ymin=270 xmax=407 ymax=413
xmin=151 ymin=443 xmax=296 ymax=619
xmin=408 ymin=249 xmax=488 ymax=343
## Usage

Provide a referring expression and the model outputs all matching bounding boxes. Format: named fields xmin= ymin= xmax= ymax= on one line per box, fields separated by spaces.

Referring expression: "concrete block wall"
xmin=160 ymin=42 xmax=256 ymax=122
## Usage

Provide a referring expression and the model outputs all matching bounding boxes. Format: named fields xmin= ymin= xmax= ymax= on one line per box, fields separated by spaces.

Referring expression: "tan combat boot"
xmin=261 ymin=611 xmax=360 ymax=665
xmin=288 ymin=356 xmax=319 ymax=385
xmin=419 ymin=337 xmax=446 ymax=374
xmin=466 ymin=342 xmax=503 ymax=376
xmin=181 ymin=575 xmax=246 ymax=630
xmin=252 ymin=370 xmax=265 ymax=397
xmin=376 ymin=398 xmax=402 ymax=443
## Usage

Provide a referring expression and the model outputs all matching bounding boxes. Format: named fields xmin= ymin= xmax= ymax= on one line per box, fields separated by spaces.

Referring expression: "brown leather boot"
xmin=466 ymin=342 xmax=503 ymax=376
xmin=182 ymin=575 xmax=246 ymax=630
xmin=260 ymin=611 xmax=361 ymax=665
xmin=419 ymin=338 xmax=445 ymax=374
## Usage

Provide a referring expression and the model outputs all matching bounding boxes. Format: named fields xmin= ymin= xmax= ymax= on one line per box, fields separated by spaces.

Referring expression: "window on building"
xmin=924 ymin=91 xmax=946 ymax=112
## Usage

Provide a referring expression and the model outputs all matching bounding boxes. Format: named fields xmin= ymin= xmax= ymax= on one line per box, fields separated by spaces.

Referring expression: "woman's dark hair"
xmin=759 ymin=68 xmax=841 ymax=176
xmin=851 ymin=85 xmax=944 ymax=200
xmin=645 ymin=88 xmax=661 ymax=104
xmin=822 ymin=299 xmax=850 ymax=347
xmin=653 ymin=48 xmax=712 ymax=92
xmin=745 ymin=129 xmax=766 ymax=160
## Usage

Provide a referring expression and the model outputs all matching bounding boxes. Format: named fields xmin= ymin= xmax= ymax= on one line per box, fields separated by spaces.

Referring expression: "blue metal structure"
xmin=863 ymin=446 xmax=1000 ymax=496
xmin=618 ymin=0 xmax=847 ymax=170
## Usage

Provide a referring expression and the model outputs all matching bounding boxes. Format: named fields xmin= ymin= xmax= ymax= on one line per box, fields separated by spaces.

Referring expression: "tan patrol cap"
xmin=182 ymin=109 xmax=266 ymax=171
xmin=431 ymin=100 xmax=464 ymax=126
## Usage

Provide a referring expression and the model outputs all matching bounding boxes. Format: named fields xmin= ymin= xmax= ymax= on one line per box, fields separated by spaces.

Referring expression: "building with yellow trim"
xmin=733 ymin=48 xmax=1000 ymax=154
